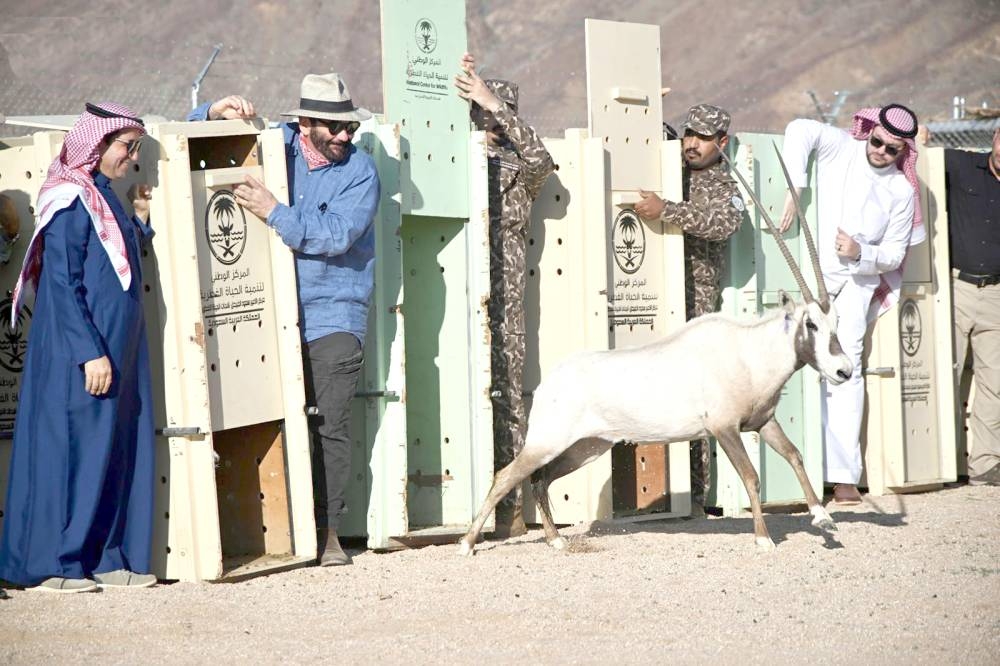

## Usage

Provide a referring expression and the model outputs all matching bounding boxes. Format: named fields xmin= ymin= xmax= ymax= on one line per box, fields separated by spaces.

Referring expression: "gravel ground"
xmin=1 ymin=484 xmax=998 ymax=664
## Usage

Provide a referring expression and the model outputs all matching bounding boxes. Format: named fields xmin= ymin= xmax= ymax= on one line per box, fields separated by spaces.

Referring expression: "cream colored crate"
xmin=0 ymin=120 xmax=316 ymax=581
xmin=521 ymin=128 xmax=691 ymax=526
xmin=861 ymin=146 xmax=957 ymax=495
xmin=522 ymin=129 xmax=611 ymax=524
xmin=518 ymin=18 xmax=694 ymax=524
xmin=0 ymin=132 xmax=64 ymax=534
xmin=584 ymin=17 xmax=690 ymax=522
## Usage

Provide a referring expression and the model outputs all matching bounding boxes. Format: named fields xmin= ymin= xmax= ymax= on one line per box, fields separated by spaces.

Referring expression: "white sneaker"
xmin=28 ymin=577 xmax=98 ymax=594
xmin=93 ymin=569 xmax=157 ymax=588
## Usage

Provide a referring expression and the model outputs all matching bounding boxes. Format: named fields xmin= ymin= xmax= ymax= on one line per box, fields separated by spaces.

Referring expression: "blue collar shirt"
xmin=188 ymin=103 xmax=380 ymax=344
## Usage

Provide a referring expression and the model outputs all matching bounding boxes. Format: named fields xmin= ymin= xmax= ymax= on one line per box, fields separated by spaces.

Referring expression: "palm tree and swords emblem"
xmin=900 ymin=299 xmax=922 ymax=357
xmin=612 ymin=209 xmax=646 ymax=275
xmin=415 ymin=18 xmax=438 ymax=53
xmin=0 ymin=299 xmax=30 ymax=373
xmin=205 ymin=189 xmax=247 ymax=266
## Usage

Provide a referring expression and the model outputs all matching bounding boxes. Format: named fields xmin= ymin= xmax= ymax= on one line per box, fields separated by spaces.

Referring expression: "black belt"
xmin=956 ymin=270 xmax=1000 ymax=288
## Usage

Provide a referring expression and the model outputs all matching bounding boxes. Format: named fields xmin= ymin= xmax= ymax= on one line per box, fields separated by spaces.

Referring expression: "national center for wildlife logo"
xmin=0 ymin=298 xmax=31 ymax=373
xmin=415 ymin=18 xmax=438 ymax=53
xmin=899 ymin=298 xmax=922 ymax=357
xmin=612 ymin=209 xmax=646 ymax=275
xmin=205 ymin=190 xmax=247 ymax=266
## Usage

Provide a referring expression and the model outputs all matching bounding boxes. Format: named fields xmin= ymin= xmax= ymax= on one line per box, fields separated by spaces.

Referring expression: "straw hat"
xmin=281 ymin=72 xmax=372 ymax=122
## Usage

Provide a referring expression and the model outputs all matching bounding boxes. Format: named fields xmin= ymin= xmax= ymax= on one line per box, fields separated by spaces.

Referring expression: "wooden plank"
xmin=214 ymin=421 xmax=292 ymax=558
xmin=219 ymin=553 xmax=313 ymax=581
xmin=259 ymin=126 xmax=316 ymax=560
xmin=612 ymin=443 xmax=670 ymax=515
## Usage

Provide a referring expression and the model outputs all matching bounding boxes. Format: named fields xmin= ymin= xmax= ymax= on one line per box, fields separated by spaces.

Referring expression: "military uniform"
xmin=662 ymin=161 xmax=745 ymax=319
xmin=479 ymin=80 xmax=555 ymax=533
xmin=659 ymin=104 xmax=745 ymax=507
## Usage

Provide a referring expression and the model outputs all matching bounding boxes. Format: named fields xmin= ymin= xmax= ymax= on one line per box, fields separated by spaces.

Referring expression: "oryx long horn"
xmin=773 ymin=142 xmax=830 ymax=308
xmin=720 ymin=151 xmax=815 ymax=304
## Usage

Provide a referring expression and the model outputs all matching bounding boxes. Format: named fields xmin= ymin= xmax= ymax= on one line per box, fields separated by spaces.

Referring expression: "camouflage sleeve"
xmin=659 ymin=177 xmax=745 ymax=242
xmin=493 ymin=104 xmax=556 ymax=201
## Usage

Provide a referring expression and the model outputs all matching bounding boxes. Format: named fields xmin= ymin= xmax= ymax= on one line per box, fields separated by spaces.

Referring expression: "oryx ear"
xmin=778 ymin=289 xmax=795 ymax=314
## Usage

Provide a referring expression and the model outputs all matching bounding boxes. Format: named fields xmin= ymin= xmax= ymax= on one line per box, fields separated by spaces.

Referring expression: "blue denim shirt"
xmin=188 ymin=104 xmax=380 ymax=343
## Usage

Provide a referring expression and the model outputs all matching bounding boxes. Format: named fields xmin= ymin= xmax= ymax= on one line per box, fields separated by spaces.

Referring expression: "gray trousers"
xmin=303 ymin=332 xmax=364 ymax=530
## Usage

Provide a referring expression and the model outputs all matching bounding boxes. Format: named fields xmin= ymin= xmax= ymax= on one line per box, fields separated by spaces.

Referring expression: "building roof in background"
xmin=926 ymin=117 xmax=1000 ymax=151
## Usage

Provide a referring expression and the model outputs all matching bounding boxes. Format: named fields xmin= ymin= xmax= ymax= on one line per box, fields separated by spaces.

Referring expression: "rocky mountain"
xmin=1 ymin=0 xmax=997 ymax=137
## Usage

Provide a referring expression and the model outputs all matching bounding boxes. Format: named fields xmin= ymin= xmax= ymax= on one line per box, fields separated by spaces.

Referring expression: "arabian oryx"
xmin=459 ymin=146 xmax=853 ymax=555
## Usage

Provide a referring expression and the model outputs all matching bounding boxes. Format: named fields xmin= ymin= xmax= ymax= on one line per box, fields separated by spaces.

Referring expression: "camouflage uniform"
xmin=659 ymin=104 xmax=746 ymax=508
xmin=478 ymin=80 xmax=555 ymax=533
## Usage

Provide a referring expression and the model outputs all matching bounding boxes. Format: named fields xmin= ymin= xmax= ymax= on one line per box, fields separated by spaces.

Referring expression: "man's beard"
xmin=309 ymin=127 xmax=346 ymax=163
xmin=684 ymin=151 xmax=718 ymax=169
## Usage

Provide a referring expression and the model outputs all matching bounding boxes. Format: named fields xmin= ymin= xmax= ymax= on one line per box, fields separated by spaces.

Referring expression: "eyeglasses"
xmin=315 ymin=119 xmax=361 ymax=135
xmin=869 ymin=135 xmax=903 ymax=157
xmin=113 ymin=137 xmax=143 ymax=157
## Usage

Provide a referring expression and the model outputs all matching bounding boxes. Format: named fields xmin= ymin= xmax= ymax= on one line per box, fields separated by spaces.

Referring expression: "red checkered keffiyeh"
xmin=850 ymin=105 xmax=926 ymax=318
xmin=299 ymin=132 xmax=331 ymax=170
xmin=11 ymin=103 xmax=145 ymax=323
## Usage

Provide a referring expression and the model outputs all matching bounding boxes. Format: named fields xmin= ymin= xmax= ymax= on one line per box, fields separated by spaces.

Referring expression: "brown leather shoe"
xmin=317 ymin=528 xmax=351 ymax=566
xmin=830 ymin=484 xmax=862 ymax=506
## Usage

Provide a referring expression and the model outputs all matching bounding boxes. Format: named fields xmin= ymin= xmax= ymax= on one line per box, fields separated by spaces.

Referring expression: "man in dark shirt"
xmin=946 ymin=127 xmax=1000 ymax=485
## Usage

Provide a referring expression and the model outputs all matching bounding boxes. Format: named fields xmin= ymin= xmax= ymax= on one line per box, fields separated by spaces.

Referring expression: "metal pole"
xmin=806 ymin=90 xmax=827 ymax=122
xmin=828 ymin=90 xmax=850 ymax=125
xmin=191 ymin=43 xmax=224 ymax=110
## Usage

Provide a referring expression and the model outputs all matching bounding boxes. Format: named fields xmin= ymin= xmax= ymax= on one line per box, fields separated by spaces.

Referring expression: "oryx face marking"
xmin=797 ymin=300 xmax=852 ymax=385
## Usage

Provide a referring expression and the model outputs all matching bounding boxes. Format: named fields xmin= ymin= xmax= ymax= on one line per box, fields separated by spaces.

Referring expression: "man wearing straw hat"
xmin=192 ymin=73 xmax=380 ymax=566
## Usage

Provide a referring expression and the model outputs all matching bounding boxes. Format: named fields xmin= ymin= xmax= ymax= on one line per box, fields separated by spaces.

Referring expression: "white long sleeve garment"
xmin=782 ymin=119 xmax=916 ymax=295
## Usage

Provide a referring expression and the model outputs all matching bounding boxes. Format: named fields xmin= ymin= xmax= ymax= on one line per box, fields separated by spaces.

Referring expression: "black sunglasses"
xmin=85 ymin=102 xmax=145 ymax=126
xmin=113 ymin=137 xmax=143 ymax=157
xmin=869 ymin=135 xmax=903 ymax=157
xmin=315 ymin=118 xmax=360 ymax=135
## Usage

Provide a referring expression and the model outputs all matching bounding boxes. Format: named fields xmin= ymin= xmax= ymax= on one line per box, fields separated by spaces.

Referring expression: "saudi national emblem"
xmin=415 ymin=18 xmax=438 ymax=53
xmin=0 ymin=298 xmax=31 ymax=373
xmin=899 ymin=299 xmax=922 ymax=357
xmin=205 ymin=190 xmax=247 ymax=266
xmin=612 ymin=209 xmax=646 ymax=275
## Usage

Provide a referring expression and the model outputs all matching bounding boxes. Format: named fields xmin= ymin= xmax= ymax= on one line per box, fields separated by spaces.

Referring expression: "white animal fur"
xmin=458 ymin=292 xmax=849 ymax=554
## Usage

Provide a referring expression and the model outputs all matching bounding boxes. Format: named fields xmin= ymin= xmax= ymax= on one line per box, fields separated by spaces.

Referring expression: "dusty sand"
xmin=1 ymin=484 xmax=998 ymax=664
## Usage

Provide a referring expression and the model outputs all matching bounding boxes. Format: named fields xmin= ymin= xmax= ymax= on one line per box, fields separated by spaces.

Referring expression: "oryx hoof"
xmin=810 ymin=506 xmax=837 ymax=532
xmin=755 ymin=536 xmax=776 ymax=552
xmin=812 ymin=517 xmax=838 ymax=532
xmin=548 ymin=536 xmax=568 ymax=551
xmin=457 ymin=539 xmax=475 ymax=557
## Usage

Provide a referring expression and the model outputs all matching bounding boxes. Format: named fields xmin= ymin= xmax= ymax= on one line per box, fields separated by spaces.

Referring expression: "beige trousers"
xmin=952 ymin=273 xmax=1000 ymax=477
